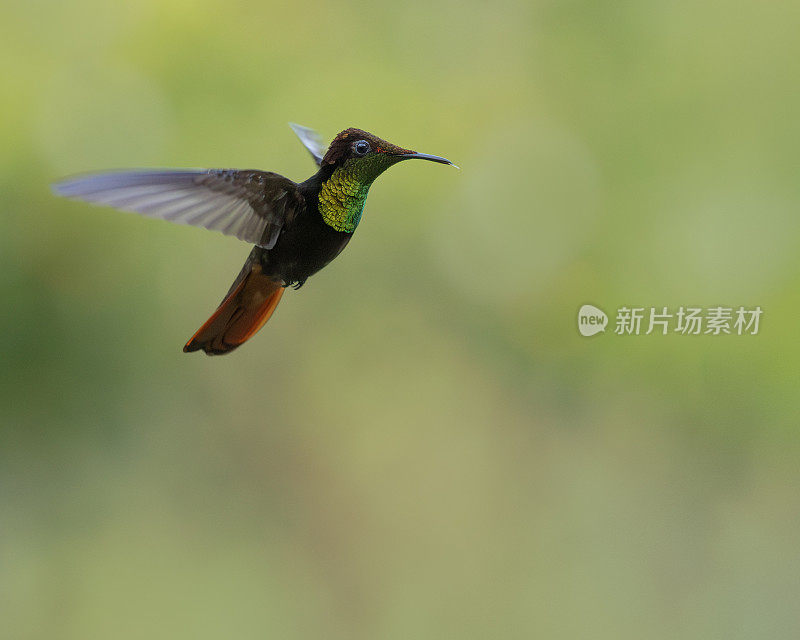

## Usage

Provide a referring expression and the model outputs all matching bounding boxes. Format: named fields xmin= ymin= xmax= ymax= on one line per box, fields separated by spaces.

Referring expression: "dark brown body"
xmin=183 ymin=170 xmax=353 ymax=355
xmin=258 ymin=172 xmax=352 ymax=287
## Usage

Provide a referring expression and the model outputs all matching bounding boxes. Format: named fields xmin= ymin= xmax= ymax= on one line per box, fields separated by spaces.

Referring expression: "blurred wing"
xmin=289 ymin=122 xmax=325 ymax=166
xmin=52 ymin=169 xmax=303 ymax=249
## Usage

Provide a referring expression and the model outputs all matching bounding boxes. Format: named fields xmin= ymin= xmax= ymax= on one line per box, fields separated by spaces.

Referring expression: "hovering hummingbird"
xmin=53 ymin=124 xmax=456 ymax=355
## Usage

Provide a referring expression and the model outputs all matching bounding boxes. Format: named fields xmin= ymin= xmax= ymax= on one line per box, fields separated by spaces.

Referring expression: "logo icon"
xmin=578 ymin=304 xmax=608 ymax=337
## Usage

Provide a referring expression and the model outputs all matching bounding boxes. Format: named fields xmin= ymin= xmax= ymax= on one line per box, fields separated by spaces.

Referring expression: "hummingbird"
xmin=52 ymin=124 xmax=456 ymax=355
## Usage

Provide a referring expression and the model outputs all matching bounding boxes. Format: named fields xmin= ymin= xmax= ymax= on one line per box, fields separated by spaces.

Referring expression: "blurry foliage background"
xmin=2 ymin=1 xmax=800 ymax=638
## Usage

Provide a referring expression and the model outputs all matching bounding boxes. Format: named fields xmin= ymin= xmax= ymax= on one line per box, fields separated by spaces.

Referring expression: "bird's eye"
xmin=354 ymin=140 xmax=370 ymax=156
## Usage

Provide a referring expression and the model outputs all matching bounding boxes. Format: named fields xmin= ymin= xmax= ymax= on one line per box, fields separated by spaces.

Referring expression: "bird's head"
xmin=315 ymin=128 xmax=455 ymax=233
xmin=321 ymin=128 xmax=455 ymax=183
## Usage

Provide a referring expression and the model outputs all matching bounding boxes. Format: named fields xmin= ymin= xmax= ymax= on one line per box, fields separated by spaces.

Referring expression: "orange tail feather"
xmin=183 ymin=263 xmax=284 ymax=355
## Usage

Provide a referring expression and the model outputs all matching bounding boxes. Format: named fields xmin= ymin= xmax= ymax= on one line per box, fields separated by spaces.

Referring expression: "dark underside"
xmin=257 ymin=172 xmax=353 ymax=287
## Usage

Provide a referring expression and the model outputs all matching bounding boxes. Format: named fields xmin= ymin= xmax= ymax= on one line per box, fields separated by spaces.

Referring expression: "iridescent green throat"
xmin=318 ymin=155 xmax=396 ymax=233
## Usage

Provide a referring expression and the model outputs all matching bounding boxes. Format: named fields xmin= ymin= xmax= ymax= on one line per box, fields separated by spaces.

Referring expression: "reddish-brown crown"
xmin=321 ymin=128 xmax=412 ymax=166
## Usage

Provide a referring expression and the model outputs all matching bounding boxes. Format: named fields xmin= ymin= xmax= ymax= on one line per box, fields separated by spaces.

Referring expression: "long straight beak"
xmin=394 ymin=152 xmax=459 ymax=169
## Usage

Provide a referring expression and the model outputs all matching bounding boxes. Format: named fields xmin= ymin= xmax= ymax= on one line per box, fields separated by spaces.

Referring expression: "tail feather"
xmin=184 ymin=262 xmax=284 ymax=355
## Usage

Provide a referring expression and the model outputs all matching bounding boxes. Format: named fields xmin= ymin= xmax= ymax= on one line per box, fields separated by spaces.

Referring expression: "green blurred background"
xmin=2 ymin=1 xmax=800 ymax=638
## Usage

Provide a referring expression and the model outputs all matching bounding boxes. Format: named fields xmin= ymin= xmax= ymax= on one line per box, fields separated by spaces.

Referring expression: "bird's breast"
xmin=261 ymin=208 xmax=353 ymax=284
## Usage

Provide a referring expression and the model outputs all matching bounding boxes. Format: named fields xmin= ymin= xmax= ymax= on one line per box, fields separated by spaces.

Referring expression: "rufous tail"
xmin=183 ymin=262 xmax=284 ymax=355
